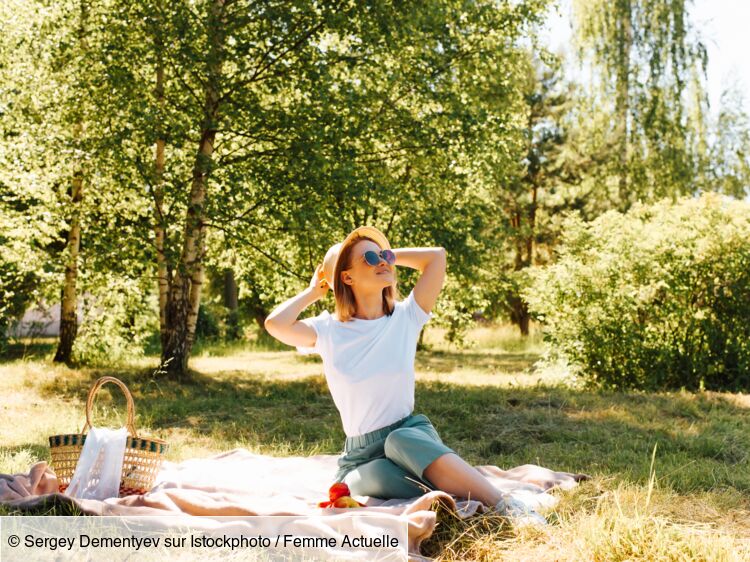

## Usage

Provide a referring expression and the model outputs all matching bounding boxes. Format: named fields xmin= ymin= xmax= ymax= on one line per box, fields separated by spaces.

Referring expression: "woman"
xmin=264 ymin=226 xmax=544 ymax=523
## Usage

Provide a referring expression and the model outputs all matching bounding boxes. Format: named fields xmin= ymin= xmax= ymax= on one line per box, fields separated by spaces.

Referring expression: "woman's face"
xmin=341 ymin=239 xmax=394 ymax=294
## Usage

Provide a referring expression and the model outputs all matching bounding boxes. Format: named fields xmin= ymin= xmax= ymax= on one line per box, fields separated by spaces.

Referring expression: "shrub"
xmin=195 ymin=304 xmax=221 ymax=342
xmin=523 ymin=193 xmax=750 ymax=391
xmin=0 ymin=265 xmax=37 ymax=354
xmin=73 ymin=276 xmax=159 ymax=366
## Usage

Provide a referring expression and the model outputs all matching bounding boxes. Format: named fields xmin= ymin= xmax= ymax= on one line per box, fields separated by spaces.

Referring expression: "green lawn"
xmin=1 ymin=325 xmax=748 ymax=561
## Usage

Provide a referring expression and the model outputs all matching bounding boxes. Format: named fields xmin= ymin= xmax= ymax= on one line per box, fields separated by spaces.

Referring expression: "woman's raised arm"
xmin=392 ymin=247 xmax=447 ymax=314
xmin=264 ymin=264 xmax=329 ymax=348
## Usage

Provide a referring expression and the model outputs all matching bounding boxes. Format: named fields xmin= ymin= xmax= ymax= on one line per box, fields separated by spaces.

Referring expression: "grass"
xmin=1 ymin=323 xmax=749 ymax=560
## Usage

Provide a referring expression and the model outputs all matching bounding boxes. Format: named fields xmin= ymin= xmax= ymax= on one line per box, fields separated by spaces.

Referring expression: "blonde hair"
xmin=333 ymin=235 xmax=401 ymax=322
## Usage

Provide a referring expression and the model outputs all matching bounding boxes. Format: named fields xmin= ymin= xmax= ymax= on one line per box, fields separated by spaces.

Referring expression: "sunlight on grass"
xmin=423 ymin=321 xmax=546 ymax=354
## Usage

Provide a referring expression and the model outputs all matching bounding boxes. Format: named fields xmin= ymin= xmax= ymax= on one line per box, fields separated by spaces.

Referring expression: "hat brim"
xmin=340 ymin=226 xmax=391 ymax=253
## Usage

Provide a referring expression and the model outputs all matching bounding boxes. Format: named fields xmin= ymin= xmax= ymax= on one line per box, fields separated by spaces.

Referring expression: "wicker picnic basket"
xmin=49 ymin=376 xmax=168 ymax=497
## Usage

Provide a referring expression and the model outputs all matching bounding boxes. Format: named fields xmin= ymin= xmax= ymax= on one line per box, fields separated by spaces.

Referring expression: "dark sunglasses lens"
xmin=382 ymin=250 xmax=395 ymax=264
xmin=364 ymin=251 xmax=381 ymax=266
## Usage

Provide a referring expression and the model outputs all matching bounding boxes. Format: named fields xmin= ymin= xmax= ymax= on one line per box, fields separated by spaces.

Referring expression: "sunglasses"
xmin=362 ymin=249 xmax=396 ymax=266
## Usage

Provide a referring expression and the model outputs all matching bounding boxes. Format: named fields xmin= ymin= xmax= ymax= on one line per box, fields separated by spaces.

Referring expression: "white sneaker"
xmin=493 ymin=494 xmax=548 ymax=527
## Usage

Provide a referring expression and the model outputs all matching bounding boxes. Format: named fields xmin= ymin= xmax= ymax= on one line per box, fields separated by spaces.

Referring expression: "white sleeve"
xmin=404 ymin=289 xmax=432 ymax=330
xmin=295 ymin=310 xmax=330 ymax=356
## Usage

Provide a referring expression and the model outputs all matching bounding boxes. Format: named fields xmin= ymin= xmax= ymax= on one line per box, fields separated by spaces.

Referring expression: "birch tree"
xmin=572 ymin=0 xmax=708 ymax=209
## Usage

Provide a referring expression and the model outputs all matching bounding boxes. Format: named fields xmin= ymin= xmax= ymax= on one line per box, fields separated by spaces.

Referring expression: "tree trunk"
xmin=243 ymin=285 xmax=268 ymax=331
xmin=223 ymin=269 xmax=239 ymax=310
xmin=417 ymin=327 xmax=426 ymax=351
xmin=162 ymin=136 xmax=215 ymax=377
xmin=526 ymin=184 xmax=537 ymax=266
xmin=154 ymin=56 xmax=170 ymax=351
xmin=508 ymin=294 xmax=530 ymax=337
xmin=616 ymin=1 xmax=632 ymax=210
xmin=513 ymin=184 xmax=538 ymax=337
xmin=223 ymin=269 xmax=240 ymax=340
xmin=54 ymin=0 xmax=89 ymax=364
xmin=54 ymin=172 xmax=84 ymax=363
xmin=508 ymin=200 xmax=533 ymax=338
xmin=509 ymin=238 xmax=531 ymax=337
xmin=160 ymin=0 xmax=225 ymax=378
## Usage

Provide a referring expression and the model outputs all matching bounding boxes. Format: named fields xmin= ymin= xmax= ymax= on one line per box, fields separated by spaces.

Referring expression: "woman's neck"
xmin=352 ymin=291 xmax=385 ymax=320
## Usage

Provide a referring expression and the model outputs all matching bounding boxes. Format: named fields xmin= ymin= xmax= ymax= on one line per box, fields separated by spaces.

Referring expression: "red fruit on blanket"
xmin=318 ymin=482 xmax=365 ymax=508
xmin=328 ymin=482 xmax=351 ymax=502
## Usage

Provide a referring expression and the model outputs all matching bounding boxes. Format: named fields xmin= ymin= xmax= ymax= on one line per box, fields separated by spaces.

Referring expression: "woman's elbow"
xmin=422 ymin=247 xmax=446 ymax=273
xmin=264 ymin=316 xmax=278 ymax=336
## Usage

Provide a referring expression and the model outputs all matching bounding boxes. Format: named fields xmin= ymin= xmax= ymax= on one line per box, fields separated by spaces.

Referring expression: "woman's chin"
xmin=374 ymin=275 xmax=393 ymax=287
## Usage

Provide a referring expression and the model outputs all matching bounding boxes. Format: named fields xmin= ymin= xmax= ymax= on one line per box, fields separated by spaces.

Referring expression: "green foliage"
xmin=72 ymin=276 xmax=159 ymax=366
xmin=0 ymin=0 xmax=69 ymax=352
xmin=524 ymin=193 xmax=750 ymax=391
xmin=481 ymin=53 xmax=578 ymax=331
xmin=0 ymin=201 xmax=61 ymax=354
xmin=3 ymin=0 xmax=749 ymax=366
xmin=429 ymin=276 xmax=490 ymax=346
xmin=706 ymin=86 xmax=750 ymax=199
xmin=51 ymin=0 xmax=551 ymax=354
xmin=194 ymin=305 xmax=221 ymax=343
xmin=0 ymin=268 xmax=34 ymax=353
xmin=572 ymin=0 xmax=712 ymax=208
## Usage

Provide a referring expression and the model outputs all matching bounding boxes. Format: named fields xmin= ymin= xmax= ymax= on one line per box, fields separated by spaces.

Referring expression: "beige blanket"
xmin=0 ymin=449 xmax=587 ymax=560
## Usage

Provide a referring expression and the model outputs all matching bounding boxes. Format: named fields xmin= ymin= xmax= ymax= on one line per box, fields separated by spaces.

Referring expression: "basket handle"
xmin=82 ymin=376 xmax=138 ymax=437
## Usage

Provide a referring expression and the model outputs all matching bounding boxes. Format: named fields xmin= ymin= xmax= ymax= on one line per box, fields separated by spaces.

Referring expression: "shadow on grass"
xmin=416 ymin=349 xmax=540 ymax=374
xmin=37 ymin=368 xmax=346 ymax=456
xmin=190 ymin=331 xmax=292 ymax=356
xmin=1 ymin=443 xmax=50 ymax=462
xmin=0 ymin=331 xmax=290 ymax=366
xmin=0 ymin=498 xmax=85 ymax=516
xmin=30 ymin=365 xmax=750 ymax=496
xmin=0 ymin=340 xmax=56 ymax=362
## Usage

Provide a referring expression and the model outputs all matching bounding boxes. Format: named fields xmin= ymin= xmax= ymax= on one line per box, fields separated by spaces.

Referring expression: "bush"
xmin=0 ymin=267 xmax=36 ymax=354
xmin=523 ymin=193 xmax=750 ymax=391
xmin=0 ymin=247 xmax=48 ymax=355
xmin=73 ymin=276 xmax=159 ymax=366
xmin=195 ymin=304 xmax=221 ymax=342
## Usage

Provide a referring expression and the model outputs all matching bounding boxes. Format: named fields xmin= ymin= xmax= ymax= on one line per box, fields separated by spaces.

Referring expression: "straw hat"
xmin=321 ymin=226 xmax=391 ymax=294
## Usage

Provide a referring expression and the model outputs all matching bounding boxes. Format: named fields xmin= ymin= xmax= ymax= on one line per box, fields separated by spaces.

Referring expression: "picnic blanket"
xmin=0 ymin=449 xmax=588 ymax=560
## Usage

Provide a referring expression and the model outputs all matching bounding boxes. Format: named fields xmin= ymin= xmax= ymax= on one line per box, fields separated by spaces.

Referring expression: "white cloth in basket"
xmin=64 ymin=426 xmax=128 ymax=500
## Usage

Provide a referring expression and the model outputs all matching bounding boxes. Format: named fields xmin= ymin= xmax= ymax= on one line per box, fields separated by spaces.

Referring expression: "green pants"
xmin=334 ymin=413 xmax=456 ymax=499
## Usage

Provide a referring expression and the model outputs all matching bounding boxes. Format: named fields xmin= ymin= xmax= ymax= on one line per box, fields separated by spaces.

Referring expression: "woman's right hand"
xmin=309 ymin=263 xmax=330 ymax=299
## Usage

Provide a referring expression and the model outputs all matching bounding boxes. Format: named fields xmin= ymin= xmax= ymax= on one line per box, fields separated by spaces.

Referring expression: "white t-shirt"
xmin=296 ymin=290 xmax=432 ymax=437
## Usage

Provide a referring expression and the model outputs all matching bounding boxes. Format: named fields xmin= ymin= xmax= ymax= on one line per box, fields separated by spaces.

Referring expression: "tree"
xmin=503 ymin=55 xmax=573 ymax=334
xmin=0 ymin=0 xmax=89 ymax=357
xmin=90 ymin=0 xmax=551 ymax=371
xmin=572 ymin=0 xmax=709 ymax=209
xmin=707 ymin=86 xmax=750 ymax=199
